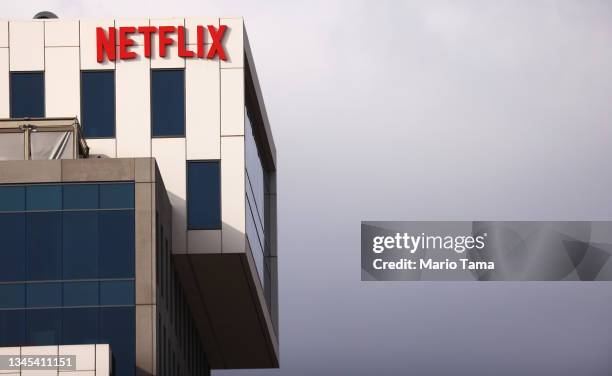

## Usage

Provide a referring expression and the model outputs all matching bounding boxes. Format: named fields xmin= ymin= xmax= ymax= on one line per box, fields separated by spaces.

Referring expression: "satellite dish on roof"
xmin=34 ymin=11 xmax=58 ymax=19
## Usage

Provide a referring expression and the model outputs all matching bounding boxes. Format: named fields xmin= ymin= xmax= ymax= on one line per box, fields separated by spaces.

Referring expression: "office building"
xmin=0 ymin=14 xmax=278 ymax=375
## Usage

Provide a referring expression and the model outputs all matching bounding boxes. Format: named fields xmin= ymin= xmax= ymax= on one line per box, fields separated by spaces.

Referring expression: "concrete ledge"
xmin=62 ymin=158 xmax=135 ymax=182
xmin=0 ymin=160 xmax=61 ymax=183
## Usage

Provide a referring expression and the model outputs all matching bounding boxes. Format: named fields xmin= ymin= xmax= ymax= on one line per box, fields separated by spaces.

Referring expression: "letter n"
xmin=97 ymin=27 xmax=116 ymax=62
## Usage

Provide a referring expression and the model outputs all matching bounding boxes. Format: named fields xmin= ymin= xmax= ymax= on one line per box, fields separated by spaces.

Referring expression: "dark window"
xmin=26 ymin=185 xmax=62 ymax=210
xmin=99 ymin=210 xmax=135 ymax=278
xmin=62 ymin=308 xmax=98 ymax=345
xmin=0 ymin=186 xmax=25 ymax=211
xmin=63 ymin=211 xmax=99 ymax=279
xmin=63 ymin=281 xmax=99 ymax=307
xmin=100 ymin=281 xmax=134 ymax=306
xmin=0 ymin=284 xmax=25 ymax=309
xmin=63 ymin=184 xmax=99 ymax=210
xmin=27 ymin=212 xmax=62 ymax=280
xmin=151 ymin=69 xmax=185 ymax=137
xmin=100 ymin=307 xmax=135 ymax=376
xmin=99 ymin=183 xmax=134 ymax=209
xmin=187 ymin=161 xmax=221 ymax=229
xmin=10 ymin=72 xmax=44 ymax=118
xmin=27 ymin=309 xmax=61 ymax=346
xmin=0 ymin=213 xmax=26 ymax=282
xmin=0 ymin=310 xmax=25 ymax=346
xmin=27 ymin=283 xmax=61 ymax=308
xmin=81 ymin=71 xmax=116 ymax=138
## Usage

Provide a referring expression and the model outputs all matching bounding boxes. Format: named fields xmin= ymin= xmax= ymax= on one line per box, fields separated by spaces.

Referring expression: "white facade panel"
xmin=220 ymin=18 xmax=243 ymax=69
xmin=45 ymin=47 xmax=80 ymax=118
xmin=0 ymin=48 xmax=8 ymax=118
xmin=9 ymin=21 xmax=44 ymax=71
xmin=44 ymin=20 xmax=79 ymax=47
xmin=0 ymin=21 xmax=8 ymax=48
xmin=221 ymin=136 xmax=246 ymax=253
xmin=116 ymin=44 xmax=150 ymax=157
xmin=80 ymin=19 xmax=115 ymax=70
xmin=58 ymin=345 xmax=95 ymax=371
xmin=95 ymin=345 xmax=111 ymax=376
xmin=188 ymin=229 xmax=221 ymax=254
xmin=152 ymin=138 xmax=187 ymax=254
xmin=186 ymin=57 xmax=220 ymax=159
xmin=86 ymin=139 xmax=117 ymax=158
xmin=150 ymin=18 xmax=185 ymax=69
xmin=220 ymin=68 xmax=244 ymax=136
xmin=185 ymin=17 xmax=218 ymax=46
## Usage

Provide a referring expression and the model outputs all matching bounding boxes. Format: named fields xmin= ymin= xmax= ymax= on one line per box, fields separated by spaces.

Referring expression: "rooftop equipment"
xmin=0 ymin=117 xmax=89 ymax=161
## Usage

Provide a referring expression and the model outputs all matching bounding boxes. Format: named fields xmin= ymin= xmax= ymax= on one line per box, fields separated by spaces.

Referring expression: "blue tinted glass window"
xmin=63 ymin=211 xmax=99 ymax=279
xmin=63 ymin=281 xmax=99 ymax=307
xmin=10 ymin=72 xmax=44 ymax=118
xmin=81 ymin=71 xmax=116 ymax=138
xmin=27 ymin=212 xmax=62 ymax=280
xmin=151 ymin=69 xmax=185 ymax=137
xmin=99 ymin=210 xmax=134 ymax=278
xmin=100 ymin=281 xmax=134 ymax=306
xmin=99 ymin=183 xmax=134 ymax=209
xmin=0 ymin=213 xmax=26 ymax=282
xmin=27 ymin=283 xmax=61 ymax=308
xmin=0 ymin=284 xmax=25 ymax=309
xmin=62 ymin=308 xmax=98 ymax=345
xmin=187 ymin=161 xmax=221 ymax=229
xmin=0 ymin=310 xmax=25 ymax=346
xmin=100 ymin=307 xmax=135 ymax=376
xmin=63 ymin=184 xmax=99 ymax=210
xmin=26 ymin=185 xmax=62 ymax=210
xmin=0 ymin=186 xmax=25 ymax=211
xmin=27 ymin=309 xmax=61 ymax=346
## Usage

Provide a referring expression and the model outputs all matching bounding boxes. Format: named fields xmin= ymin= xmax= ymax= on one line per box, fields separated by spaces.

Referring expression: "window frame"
xmin=9 ymin=71 xmax=45 ymax=119
xmin=186 ymin=160 xmax=222 ymax=230
xmin=150 ymin=68 xmax=186 ymax=138
xmin=80 ymin=70 xmax=117 ymax=139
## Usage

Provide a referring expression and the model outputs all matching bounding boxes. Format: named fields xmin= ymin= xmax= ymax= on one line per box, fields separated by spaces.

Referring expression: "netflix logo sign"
xmin=96 ymin=25 xmax=228 ymax=63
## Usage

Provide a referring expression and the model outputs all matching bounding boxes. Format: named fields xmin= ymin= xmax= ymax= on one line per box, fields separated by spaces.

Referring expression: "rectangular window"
xmin=0 ymin=186 xmax=25 ymax=211
xmin=0 ymin=310 xmax=25 ymax=347
xmin=0 ymin=213 xmax=26 ymax=282
xmin=62 ymin=308 xmax=98 ymax=345
xmin=187 ymin=161 xmax=221 ymax=229
xmin=63 ymin=281 xmax=99 ymax=307
xmin=0 ymin=284 xmax=25 ymax=309
xmin=99 ymin=210 xmax=135 ymax=278
xmin=10 ymin=72 xmax=44 ymax=118
xmin=100 ymin=307 xmax=135 ymax=376
xmin=27 ymin=309 xmax=61 ymax=346
xmin=245 ymin=108 xmax=267 ymax=283
xmin=151 ymin=69 xmax=185 ymax=137
xmin=63 ymin=184 xmax=99 ymax=210
xmin=81 ymin=71 xmax=116 ymax=138
xmin=63 ymin=211 xmax=99 ymax=279
xmin=26 ymin=185 xmax=62 ymax=211
xmin=27 ymin=283 xmax=61 ymax=308
xmin=27 ymin=212 xmax=62 ymax=280
xmin=100 ymin=280 xmax=135 ymax=306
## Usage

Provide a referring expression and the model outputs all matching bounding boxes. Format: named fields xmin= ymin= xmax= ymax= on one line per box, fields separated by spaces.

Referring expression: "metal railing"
xmin=0 ymin=117 xmax=89 ymax=160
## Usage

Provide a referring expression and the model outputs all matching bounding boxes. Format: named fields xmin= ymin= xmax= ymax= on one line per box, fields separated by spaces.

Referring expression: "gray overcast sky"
xmin=3 ymin=1 xmax=612 ymax=375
